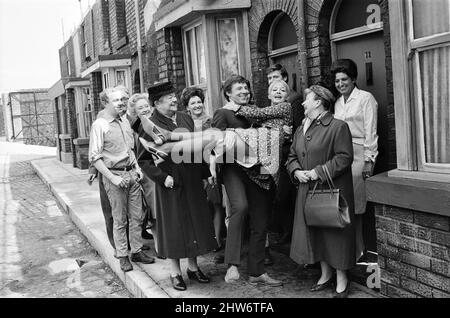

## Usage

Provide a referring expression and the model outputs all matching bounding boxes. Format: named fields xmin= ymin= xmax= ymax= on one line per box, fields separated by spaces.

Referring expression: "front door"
xmin=335 ymin=31 xmax=389 ymax=175
xmin=273 ymin=52 xmax=300 ymax=94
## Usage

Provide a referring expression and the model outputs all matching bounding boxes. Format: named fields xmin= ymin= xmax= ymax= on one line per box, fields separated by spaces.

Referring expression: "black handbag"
xmin=304 ymin=165 xmax=350 ymax=228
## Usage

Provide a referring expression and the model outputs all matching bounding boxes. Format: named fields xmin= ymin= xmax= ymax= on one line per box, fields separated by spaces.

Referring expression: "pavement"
xmin=25 ymin=146 xmax=380 ymax=298
xmin=0 ymin=141 xmax=130 ymax=298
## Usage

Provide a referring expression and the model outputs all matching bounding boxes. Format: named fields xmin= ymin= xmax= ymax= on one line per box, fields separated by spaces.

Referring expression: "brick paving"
xmin=0 ymin=158 xmax=131 ymax=298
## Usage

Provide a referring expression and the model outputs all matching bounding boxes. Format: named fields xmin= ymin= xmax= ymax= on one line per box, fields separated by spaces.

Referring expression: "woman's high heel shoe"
xmin=310 ymin=276 xmax=335 ymax=292
xmin=170 ymin=274 xmax=187 ymax=291
xmin=333 ymin=281 xmax=350 ymax=298
xmin=187 ymin=268 xmax=210 ymax=283
xmin=139 ymin=115 xmax=169 ymax=145
xmin=139 ymin=137 xmax=169 ymax=160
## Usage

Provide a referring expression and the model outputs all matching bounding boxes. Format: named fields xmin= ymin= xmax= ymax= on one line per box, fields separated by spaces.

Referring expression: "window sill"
xmin=116 ymin=36 xmax=129 ymax=50
xmin=366 ymin=170 xmax=450 ymax=217
xmin=73 ymin=137 xmax=90 ymax=146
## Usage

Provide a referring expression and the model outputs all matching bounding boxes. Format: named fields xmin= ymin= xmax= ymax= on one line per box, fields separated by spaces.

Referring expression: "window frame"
xmin=182 ymin=19 xmax=207 ymax=88
xmin=268 ymin=12 xmax=298 ymax=59
xmin=103 ymin=72 xmax=110 ymax=89
xmin=388 ymin=0 xmax=450 ymax=179
xmin=81 ymin=24 xmax=88 ymax=59
xmin=115 ymin=69 xmax=128 ymax=87
xmin=182 ymin=18 xmax=210 ymax=115
xmin=406 ymin=0 xmax=450 ymax=173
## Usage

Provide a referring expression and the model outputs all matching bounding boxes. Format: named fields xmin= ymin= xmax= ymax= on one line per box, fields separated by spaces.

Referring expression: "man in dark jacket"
xmin=212 ymin=75 xmax=282 ymax=287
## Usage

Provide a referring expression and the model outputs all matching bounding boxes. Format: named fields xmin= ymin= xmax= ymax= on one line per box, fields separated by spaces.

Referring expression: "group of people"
xmin=88 ymin=58 xmax=378 ymax=298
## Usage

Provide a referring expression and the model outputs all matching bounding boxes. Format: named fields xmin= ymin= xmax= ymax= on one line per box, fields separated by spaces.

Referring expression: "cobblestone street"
xmin=0 ymin=145 xmax=130 ymax=298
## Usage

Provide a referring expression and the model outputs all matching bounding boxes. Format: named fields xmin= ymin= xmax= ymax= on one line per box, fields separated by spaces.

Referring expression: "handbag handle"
xmin=322 ymin=164 xmax=337 ymax=193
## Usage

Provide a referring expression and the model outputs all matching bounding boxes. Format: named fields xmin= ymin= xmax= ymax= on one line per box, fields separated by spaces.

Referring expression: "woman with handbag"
xmin=287 ymin=85 xmax=355 ymax=298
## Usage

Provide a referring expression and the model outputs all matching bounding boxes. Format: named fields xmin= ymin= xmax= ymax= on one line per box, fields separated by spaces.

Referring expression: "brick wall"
xmin=110 ymin=0 xmax=130 ymax=54
xmin=92 ymin=0 xmax=112 ymax=56
xmin=305 ymin=0 xmax=335 ymax=86
xmin=379 ymin=0 xmax=397 ymax=170
xmin=376 ymin=205 xmax=450 ymax=298
xmin=90 ymin=72 xmax=103 ymax=117
xmin=144 ymin=21 xmax=159 ymax=88
xmin=75 ymin=142 xmax=90 ymax=169
xmin=126 ymin=0 xmax=148 ymax=93
xmin=156 ymin=27 xmax=186 ymax=95
xmin=80 ymin=0 xmax=112 ymax=72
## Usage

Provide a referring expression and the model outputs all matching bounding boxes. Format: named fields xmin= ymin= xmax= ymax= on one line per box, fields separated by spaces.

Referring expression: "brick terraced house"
xmin=50 ymin=0 xmax=154 ymax=169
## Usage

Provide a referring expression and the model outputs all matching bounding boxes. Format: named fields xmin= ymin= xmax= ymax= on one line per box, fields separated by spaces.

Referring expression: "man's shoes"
xmin=248 ymin=273 xmax=283 ymax=287
xmin=333 ymin=281 xmax=350 ymax=298
xmin=187 ymin=268 xmax=210 ymax=283
xmin=310 ymin=276 xmax=335 ymax=292
xmin=119 ymin=257 xmax=133 ymax=272
xmin=264 ymin=248 xmax=274 ymax=266
xmin=170 ymin=274 xmax=187 ymax=291
xmin=213 ymin=243 xmax=225 ymax=253
xmin=214 ymin=254 xmax=225 ymax=264
xmin=141 ymin=245 xmax=151 ymax=251
xmin=224 ymin=266 xmax=240 ymax=283
xmin=131 ymin=251 xmax=155 ymax=264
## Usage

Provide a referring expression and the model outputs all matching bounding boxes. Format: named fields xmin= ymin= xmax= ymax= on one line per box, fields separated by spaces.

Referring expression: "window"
xmin=269 ymin=13 xmax=298 ymax=57
xmin=116 ymin=70 xmax=126 ymax=87
xmin=75 ymin=88 xmax=94 ymax=138
xmin=115 ymin=0 xmax=127 ymax=40
xmin=216 ymin=18 xmax=240 ymax=82
xmin=408 ymin=0 xmax=450 ymax=170
xmin=81 ymin=24 xmax=88 ymax=59
xmin=183 ymin=23 xmax=207 ymax=86
xmin=103 ymin=72 xmax=109 ymax=89
xmin=390 ymin=0 xmax=450 ymax=174
xmin=82 ymin=88 xmax=93 ymax=137
xmin=66 ymin=46 xmax=71 ymax=76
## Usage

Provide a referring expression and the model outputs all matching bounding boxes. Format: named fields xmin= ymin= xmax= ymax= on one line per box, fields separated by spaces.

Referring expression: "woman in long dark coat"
xmin=143 ymin=85 xmax=217 ymax=291
xmin=287 ymin=85 xmax=355 ymax=298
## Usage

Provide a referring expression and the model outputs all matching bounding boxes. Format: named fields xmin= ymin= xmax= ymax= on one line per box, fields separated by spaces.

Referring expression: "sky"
xmin=0 ymin=0 xmax=93 ymax=94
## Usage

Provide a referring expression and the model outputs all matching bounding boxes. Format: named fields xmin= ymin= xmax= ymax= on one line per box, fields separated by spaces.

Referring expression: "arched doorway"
xmin=330 ymin=0 xmax=389 ymax=255
xmin=268 ymin=13 xmax=300 ymax=94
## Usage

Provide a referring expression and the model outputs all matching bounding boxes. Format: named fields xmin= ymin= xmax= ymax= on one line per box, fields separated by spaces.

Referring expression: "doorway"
xmin=331 ymin=0 xmax=389 ymax=253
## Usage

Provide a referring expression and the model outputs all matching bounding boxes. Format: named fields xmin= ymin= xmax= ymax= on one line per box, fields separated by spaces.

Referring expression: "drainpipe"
xmin=135 ymin=0 xmax=145 ymax=93
xmin=298 ymin=0 xmax=308 ymax=91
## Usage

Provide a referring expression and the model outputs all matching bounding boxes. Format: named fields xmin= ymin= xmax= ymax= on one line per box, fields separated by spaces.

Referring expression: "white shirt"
xmin=334 ymin=87 xmax=378 ymax=162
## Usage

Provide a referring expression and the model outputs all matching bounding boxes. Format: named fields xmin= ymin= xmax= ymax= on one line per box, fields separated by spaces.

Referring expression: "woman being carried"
xmin=139 ymin=79 xmax=292 ymax=182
